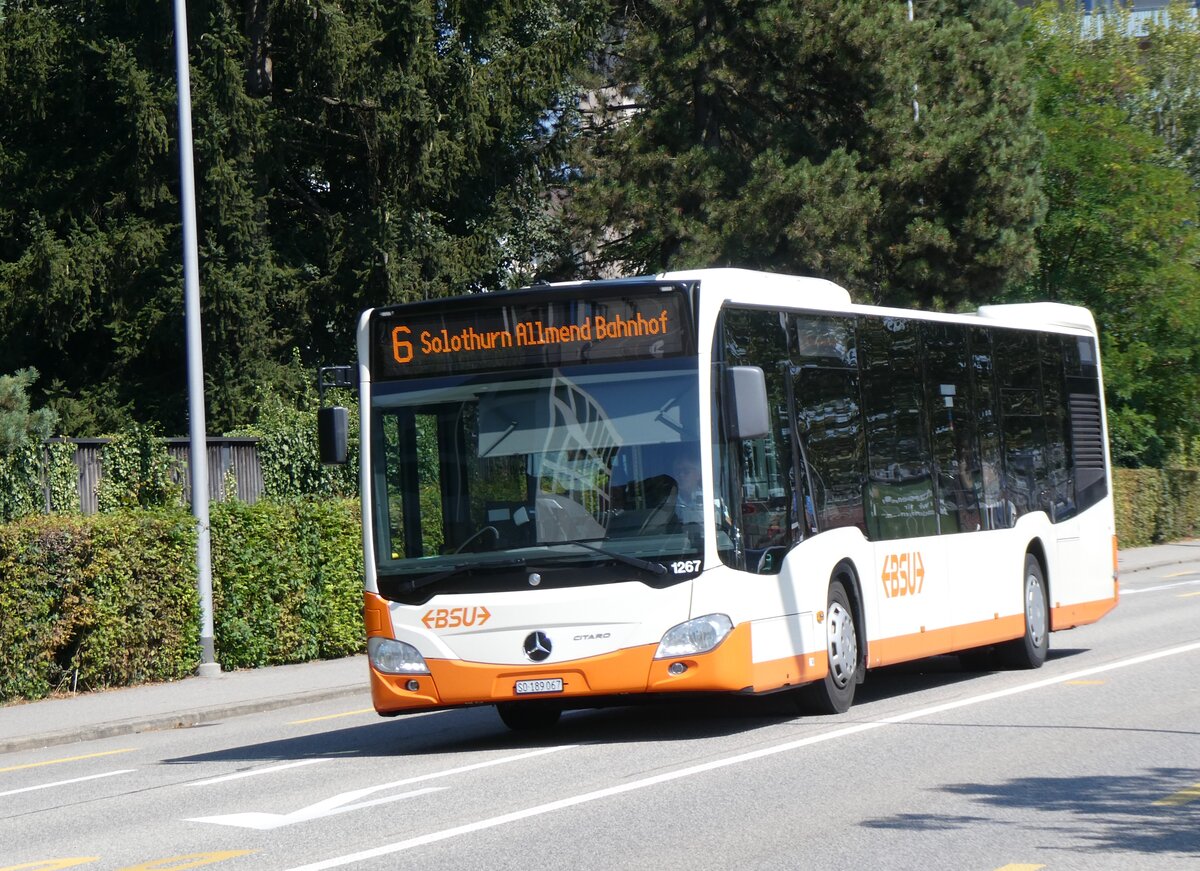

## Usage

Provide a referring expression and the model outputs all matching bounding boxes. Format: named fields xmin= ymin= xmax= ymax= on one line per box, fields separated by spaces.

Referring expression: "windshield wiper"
xmin=394 ymin=557 xmax=527 ymax=593
xmin=563 ymin=540 xmax=668 ymax=576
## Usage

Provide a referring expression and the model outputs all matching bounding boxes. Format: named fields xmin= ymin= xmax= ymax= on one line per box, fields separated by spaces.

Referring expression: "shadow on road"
xmin=161 ymin=652 xmax=1077 ymax=766
xmin=862 ymin=767 xmax=1200 ymax=857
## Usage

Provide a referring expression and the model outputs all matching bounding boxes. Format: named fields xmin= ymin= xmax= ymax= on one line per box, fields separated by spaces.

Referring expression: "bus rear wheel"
xmin=496 ymin=700 xmax=562 ymax=731
xmin=1001 ymin=553 xmax=1049 ymax=669
xmin=798 ymin=579 xmax=859 ymax=715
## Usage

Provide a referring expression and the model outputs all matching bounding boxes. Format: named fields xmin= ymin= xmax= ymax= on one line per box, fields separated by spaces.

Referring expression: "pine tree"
xmin=564 ymin=0 xmax=1044 ymax=307
xmin=0 ymin=0 xmax=602 ymax=434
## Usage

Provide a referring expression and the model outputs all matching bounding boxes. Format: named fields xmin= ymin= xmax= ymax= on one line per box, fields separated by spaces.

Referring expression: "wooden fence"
xmin=48 ymin=437 xmax=263 ymax=515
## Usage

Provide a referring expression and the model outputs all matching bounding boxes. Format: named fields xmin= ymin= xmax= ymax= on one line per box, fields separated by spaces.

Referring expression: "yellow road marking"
xmin=0 ymin=748 xmax=136 ymax=774
xmin=288 ymin=708 xmax=375 ymax=725
xmin=0 ymin=860 xmax=97 ymax=871
xmin=994 ymin=866 xmax=1045 ymax=871
xmin=1179 ymin=591 xmax=1200 ymax=598
xmin=1155 ymin=782 xmax=1200 ymax=807
xmin=1163 ymin=570 xmax=1199 ymax=578
xmin=1065 ymin=679 xmax=1105 ymax=685
xmin=116 ymin=852 xmax=254 ymax=870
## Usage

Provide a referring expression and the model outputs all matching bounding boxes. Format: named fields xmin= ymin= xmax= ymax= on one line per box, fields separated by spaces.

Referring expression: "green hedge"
xmin=0 ymin=511 xmax=200 ymax=701
xmin=1113 ymin=468 xmax=1200 ymax=548
xmin=0 ymin=498 xmax=364 ymax=704
xmin=210 ymin=499 xmax=364 ymax=669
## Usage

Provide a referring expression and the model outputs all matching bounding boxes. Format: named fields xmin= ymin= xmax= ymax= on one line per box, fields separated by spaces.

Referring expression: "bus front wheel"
xmin=798 ymin=579 xmax=859 ymax=715
xmin=1001 ymin=553 xmax=1049 ymax=669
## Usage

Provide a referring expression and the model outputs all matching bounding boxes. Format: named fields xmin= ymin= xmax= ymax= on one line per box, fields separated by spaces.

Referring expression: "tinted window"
xmin=715 ymin=308 xmax=796 ymax=572
xmin=794 ymin=368 xmax=866 ymax=534
xmin=793 ymin=313 xmax=864 ymax=535
xmin=859 ymin=317 xmax=936 ymax=540
xmin=971 ymin=328 xmax=1007 ymax=529
xmin=995 ymin=329 xmax=1046 ymax=520
xmin=925 ymin=322 xmax=982 ymax=533
xmin=1041 ymin=334 xmax=1074 ymax=520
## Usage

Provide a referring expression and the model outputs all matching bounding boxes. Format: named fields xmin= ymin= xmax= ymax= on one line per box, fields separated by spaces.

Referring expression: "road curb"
xmin=1119 ymin=558 xmax=1200 ymax=575
xmin=0 ymin=683 xmax=369 ymax=756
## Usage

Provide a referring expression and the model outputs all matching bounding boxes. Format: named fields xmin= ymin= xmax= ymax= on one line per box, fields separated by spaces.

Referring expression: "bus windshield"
xmin=370 ymin=357 xmax=702 ymax=595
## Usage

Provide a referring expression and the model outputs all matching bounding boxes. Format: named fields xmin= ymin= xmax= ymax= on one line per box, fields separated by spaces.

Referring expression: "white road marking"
xmin=188 ymin=744 xmax=575 ymax=831
xmin=187 ymin=758 xmax=329 ymax=787
xmin=282 ymin=640 xmax=1200 ymax=870
xmin=189 ymin=786 xmax=445 ymax=830
xmin=0 ymin=769 xmax=135 ymax=798
xmin=1122 ymin=579 xmax=1200 ymax=595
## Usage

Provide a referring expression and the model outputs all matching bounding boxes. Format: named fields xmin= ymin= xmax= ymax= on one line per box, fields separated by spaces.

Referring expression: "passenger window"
xmin=925 ymin=322 xmax=982 ymax=534
xmin=859 ymin=317 xmax=936 ymax=540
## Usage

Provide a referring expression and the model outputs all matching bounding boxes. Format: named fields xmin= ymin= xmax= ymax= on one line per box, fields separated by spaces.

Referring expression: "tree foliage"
xmin=562 ymin=0 xmax=1044 ymax=306
xmin=0 ymin=0 xmax=602 ymax=435
xmin=0 ymin=367 xmax=56 ymax=454
xmin=1025 ymin=1 xmax=1200 ymax=467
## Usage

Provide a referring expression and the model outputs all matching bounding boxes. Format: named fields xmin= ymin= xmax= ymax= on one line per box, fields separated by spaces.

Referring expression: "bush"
xmin=0 ymin=498 xmax=364 ymax=703
xmin=96 ymin=423 xmax=184 ymax=511
xmin=0 ymin=511 xmax=200 ymax=702
xmin=234 ymin=393 xmax=359 ymax=501
xmin=1113 ymin=468 xmax=1200 ymax=548
xmin=209 ymin=498 xmax=364 ymax=669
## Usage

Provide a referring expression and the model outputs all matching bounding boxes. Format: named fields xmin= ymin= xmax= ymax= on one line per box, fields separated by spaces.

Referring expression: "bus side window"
xmin=971 ymin=327 xmax=1006 ymax=529
xmin=859 ymin=317 xmax=936 ymax=541
xmin=925 ymin=322 xmax=982 ymax=534
xmin=794 ymin=367 xmax=866 ymax=535
xmin=994 ymin=329 xmax=1046 ymax=521
xmin=713 ymin=307 xmax=796 ymax=573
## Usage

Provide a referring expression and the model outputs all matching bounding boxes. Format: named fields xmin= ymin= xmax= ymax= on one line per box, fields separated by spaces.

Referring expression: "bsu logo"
xmin=881 ymin=551 xmax=925 ymax=598
xmin=422 ymin=606 xmax=492 ymax=630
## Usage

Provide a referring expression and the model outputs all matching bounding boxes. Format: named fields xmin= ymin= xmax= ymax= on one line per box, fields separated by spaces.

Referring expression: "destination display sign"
xmin=371 ymin=287 xmax=693 ymax=379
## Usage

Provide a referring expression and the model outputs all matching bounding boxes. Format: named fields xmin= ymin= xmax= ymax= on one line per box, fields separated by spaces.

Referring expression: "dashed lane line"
xmin=1155 ymin=782 xmax=1200 ymax=807
xmin=187 ymin=759 xmax=328 ymax=787
xmin=0 ymin=749 xmax=136 ymax=774
xmin=0 ymin=769 xmax=135 ymax=798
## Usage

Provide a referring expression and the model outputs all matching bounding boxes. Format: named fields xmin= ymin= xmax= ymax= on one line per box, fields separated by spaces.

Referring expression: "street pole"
xmin=173 ymin=0 xmax=220 ymax=677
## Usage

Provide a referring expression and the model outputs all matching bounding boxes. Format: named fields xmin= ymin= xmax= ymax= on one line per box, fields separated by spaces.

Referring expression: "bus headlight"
xmin=368 ymin=637 xmax=430 ymax=675
xmin=655 ymin=614 xmax=734 ymax=659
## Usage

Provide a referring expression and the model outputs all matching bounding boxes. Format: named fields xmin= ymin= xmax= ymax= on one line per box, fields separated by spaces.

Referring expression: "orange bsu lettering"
xmin=881 ymin=551 xmax=925 ymax=598
xmin=422 ymin=606 xmax=492 ymax=630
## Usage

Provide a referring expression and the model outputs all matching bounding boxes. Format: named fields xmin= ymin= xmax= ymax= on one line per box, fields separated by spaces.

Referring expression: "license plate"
xmin=514 ymin=678 xmax=563 ymax=695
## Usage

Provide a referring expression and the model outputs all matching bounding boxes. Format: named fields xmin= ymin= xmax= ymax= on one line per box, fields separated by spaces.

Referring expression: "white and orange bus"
xmin=320 ymin=268 xmax=1117 ymax=729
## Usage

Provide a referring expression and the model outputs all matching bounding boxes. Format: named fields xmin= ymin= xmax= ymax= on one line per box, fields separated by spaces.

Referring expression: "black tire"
xmin=798 ymin=579 xmax=860 ymax=715
xmin=496 ymin=700 xmax=562 ymax=731
xmin=1001 ymin=553 xmax=1049 ymax=669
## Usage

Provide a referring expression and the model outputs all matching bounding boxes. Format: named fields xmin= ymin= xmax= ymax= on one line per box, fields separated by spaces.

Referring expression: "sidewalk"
xmin=1117 ymin=540 xmax=1200 ymax=574
xmin=0 ymin=655 xmax=370 ymax=755
xmin=3 ymin=541 xmax=1199 ymax=757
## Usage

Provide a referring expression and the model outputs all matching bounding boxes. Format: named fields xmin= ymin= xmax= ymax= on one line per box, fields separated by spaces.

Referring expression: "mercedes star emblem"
xmin=523 ymin=631 xmax=552 ymax=662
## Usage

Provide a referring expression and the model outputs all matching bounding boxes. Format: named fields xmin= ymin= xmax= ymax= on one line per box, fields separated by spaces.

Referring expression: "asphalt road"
xmin=2 ymin=562 xmax=1198 ymax=871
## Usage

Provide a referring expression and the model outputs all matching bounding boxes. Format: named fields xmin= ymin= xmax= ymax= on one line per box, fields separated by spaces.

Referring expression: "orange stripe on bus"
xmin=369 ymin=624 xmax=760 ymax=715
xmin=751 ymin=649 xmax=829 ymax=691
xmin=869 ymin=614 xmax=1024 ymax=667
xmin=1050 ymin=594 xmax=1118 ymax=631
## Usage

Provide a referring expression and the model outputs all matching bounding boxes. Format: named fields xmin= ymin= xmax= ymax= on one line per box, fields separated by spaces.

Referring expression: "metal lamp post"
xmin=172 ymin=0 xmax=220 ymax=677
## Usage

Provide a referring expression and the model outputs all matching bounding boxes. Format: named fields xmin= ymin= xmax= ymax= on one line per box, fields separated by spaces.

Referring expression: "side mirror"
xmin=724 ymin=366 xmax=770 ymax=440
xmin=318 ymin=406 xmax=349 ymax=465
